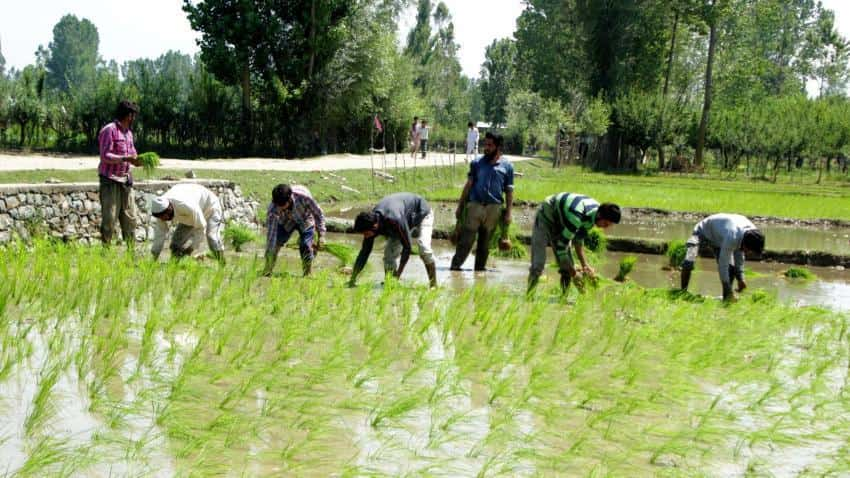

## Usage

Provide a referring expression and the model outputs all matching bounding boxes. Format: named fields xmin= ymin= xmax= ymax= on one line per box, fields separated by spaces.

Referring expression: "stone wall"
xmin=0 ymin=180 xmax=259 ymax=244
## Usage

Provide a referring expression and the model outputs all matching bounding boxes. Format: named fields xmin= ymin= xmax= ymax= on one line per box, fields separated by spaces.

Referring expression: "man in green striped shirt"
xmin=527 ymin=193 xmax=621 ymax=295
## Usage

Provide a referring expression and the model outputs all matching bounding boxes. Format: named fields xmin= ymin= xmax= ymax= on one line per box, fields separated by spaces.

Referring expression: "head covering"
xmin=151 ymin=196 xmax=169 ymax=214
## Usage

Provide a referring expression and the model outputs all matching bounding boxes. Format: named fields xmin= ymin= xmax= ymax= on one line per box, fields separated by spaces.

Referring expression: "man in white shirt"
xmin=465 ymin=121 xmax=479 ymax=162
xmin=150 ymin=183 xmax=225 ymax=262
xmin=419 ymin=120 xmax=430 ymax=159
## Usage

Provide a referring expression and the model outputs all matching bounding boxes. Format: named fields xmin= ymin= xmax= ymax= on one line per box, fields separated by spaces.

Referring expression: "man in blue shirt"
xmin=450 ymin=132 xmax=514 ymax=271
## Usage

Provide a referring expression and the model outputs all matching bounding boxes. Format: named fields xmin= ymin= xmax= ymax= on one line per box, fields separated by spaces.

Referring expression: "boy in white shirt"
xmin=465 ymin=121 xmax=479 ymax=162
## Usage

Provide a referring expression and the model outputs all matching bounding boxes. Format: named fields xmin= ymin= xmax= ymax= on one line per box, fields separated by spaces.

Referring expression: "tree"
xmin=695 ymin=0 xmax=724 ymax=166
xmin=0 ymin=37 xmax=6 ymax=77
xmin=480 ymin=38 xmax=516 ymax=127
xmin=45 ymin=15 xmax=99 ymax=93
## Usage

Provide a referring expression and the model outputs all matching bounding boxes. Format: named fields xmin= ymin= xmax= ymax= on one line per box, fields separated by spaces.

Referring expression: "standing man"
xmin=150 ymin=183 xmax=225 ymax=262
xmin=680 ymin=213 xmax=765 ymax=301
xmin=410 ymin=116 xmax=421 ymax=159
xmin=527 ymin=193 xmax=621 ymax=295
xmin=419 ymin=120 xmax=430 ymax=159
xmin=98 ymin=100 xmax=141 ymax=245
xmin=262 ymin=184 xmax=326 ymax=277
xmin=450 ymin=132 xmax=514 ymax=271
xmin=465 ymin=121 xmax=479 ymax=162
xmin=349 ymin=192 xmax=437 ymax=288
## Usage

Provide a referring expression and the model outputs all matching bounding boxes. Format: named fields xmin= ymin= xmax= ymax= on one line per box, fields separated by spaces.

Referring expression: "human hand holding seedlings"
xmin=125 ymin=154 xmax=141 ymax=167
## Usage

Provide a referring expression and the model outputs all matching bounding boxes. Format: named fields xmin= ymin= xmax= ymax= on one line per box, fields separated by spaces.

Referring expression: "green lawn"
xmin=1 ymin=159 xmax=848 ymax=220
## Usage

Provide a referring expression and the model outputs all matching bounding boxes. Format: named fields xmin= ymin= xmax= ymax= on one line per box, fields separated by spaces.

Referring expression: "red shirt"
xmin=97 ymin=121 xmax=137 ymax=180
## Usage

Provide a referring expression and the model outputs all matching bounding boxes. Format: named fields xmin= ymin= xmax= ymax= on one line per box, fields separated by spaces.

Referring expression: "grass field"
xmin=1 ymin=159 xmax=848 ymax=220
xmin=2 ymin=241 xmax=849 ymax=476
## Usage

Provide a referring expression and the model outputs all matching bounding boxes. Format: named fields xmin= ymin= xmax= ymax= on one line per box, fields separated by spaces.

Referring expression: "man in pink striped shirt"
xmin=98 ymin=100 xmax=141 ymax=245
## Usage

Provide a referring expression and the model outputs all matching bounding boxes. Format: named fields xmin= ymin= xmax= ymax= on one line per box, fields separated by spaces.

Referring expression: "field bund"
xmin=0 ymin=180 xmax=258 ymax=244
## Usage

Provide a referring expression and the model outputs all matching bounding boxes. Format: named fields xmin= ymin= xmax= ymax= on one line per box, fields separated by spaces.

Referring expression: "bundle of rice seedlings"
xmin=323 ymin=242 xmax=356 ymax=266
xmin=489 ymin=219 xmax=527 ymax=259
xmin=223 ymin=222 xmax=257 ymax=252
xmin=584 ymin=227 xmax=607 ymax=253
xmin=783 ymin=266 xmax=816 ymax=280
xmin=615 ymin=256 xmax=638 ymax=282
xmin=666 ymin=240 xmax=688 ymax=269
xmin=137 ymin=152 xmax=161 ymax=177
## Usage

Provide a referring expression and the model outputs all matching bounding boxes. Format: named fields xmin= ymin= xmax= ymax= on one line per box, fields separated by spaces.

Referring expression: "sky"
xmin=0 ymin=0 xmax=849 ymax=80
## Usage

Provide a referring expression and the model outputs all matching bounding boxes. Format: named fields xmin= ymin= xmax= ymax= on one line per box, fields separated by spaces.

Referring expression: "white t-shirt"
xmin=467 ymin=127 xmax=479 ymax=146
xmin=419 ymin=126 xmax=430 ymax=140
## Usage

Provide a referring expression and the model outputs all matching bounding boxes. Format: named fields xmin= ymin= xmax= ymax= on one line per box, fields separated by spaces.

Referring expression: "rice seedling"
xmin=223 ymin=222 xmax=258 ymax=252
xmin=614 ymin=256 xmax=638 ymax=282
xmin=489 ymin=219 xmax=528 ymax=259
xmin=137 ymin=152 xmax=161 ymax=178
xmin=323 ymin=242 xmax=356 ymax=267
xmin=783 ymin=266 xmax=817 ymax=280
xmin=665 ymin=240 xmax=688 ymax=269
xmin=583 ymin=227 xmax=607 ymax=253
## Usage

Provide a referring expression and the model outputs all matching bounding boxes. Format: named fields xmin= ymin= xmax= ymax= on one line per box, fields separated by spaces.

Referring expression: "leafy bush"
xmin=223 ymin=222 xmax=258 ymax=252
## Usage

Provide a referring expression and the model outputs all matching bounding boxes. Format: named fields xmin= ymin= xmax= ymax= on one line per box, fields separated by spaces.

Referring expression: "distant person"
xmin=409 ymin=116 xmax=421 ymax=159
xmin=680 ymin=213 xmax=766 ymax=301
xmin=419 ymin=120 xmax=430 ymax=159
xmin=262 ymin=184 xmax=326 ymax=277
xmin=150 ymin=183 xmax=225 ymax=263
xmin=465 ymin=121 xmax=479 ymax=162
xmin=98 ymin=100 xmax=141 ymax=246
xmin=450 ymin=132 xmax=514 ymax=271
xmin=349 ymin=192 xmax=437 ymax=288
xmin=527 ymin=193 xmax=621 ymax=295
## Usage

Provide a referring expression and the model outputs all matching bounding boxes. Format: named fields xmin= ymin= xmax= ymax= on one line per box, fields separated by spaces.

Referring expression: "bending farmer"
xmin=450 ymin=132 xmax=514 ymax=271
xmin=262 ymin=184 xmax=326 ymax=276
xmin=150 ymin=183 xmax=225 ymax=262
xmin=349 ymin=193 xmax=437 ymax=287
xmin=680 ymin=213 xmax=765 ymax=301
xmin=527 ymin=193 xmax=621 ymax=295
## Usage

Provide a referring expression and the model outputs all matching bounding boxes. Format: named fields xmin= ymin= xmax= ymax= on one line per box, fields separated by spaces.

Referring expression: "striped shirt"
xmin=97 ymin=121 xmax=137 ymax=180
xmin=265 ymin=185 xmax=326 ymax=253
xmin=540 ymin=193 xmax=599 ymax=251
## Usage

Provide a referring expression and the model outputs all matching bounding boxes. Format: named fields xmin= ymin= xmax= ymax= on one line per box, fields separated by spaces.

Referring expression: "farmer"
xmin=150 ymin=183 xmax=225 ymax=263
xmin=98 ymin=100 xmax=141 ymax=246
xmin=465 ymin=121 xmax=479 ymax=162
xmin=349 ymin=192 xmax=437 ymax=288
xmin=527 ymin=193 xmax=621 ymax=295
xmin=262 ymin=184 xmax=326 ymax=277
xmin=450 ymin=132 xmax=514 ymax=271
xmin=680 ymin=213 xmax=765 ymax=301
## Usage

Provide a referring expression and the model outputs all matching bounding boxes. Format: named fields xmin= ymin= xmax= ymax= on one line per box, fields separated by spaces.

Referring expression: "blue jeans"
xmin=277 ymin=225 xmax=315 ymax=265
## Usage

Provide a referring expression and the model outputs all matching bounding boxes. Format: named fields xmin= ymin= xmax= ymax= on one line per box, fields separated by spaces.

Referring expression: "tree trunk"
xmin=695 ymin=5 xmax=718 ymax=167
xmin=593 ymin=131 xmax=621 ymax=171
xmin=308 ymin=0 xmax=317 ymax=80
xmin=658 ymin=9 xmax=679 ymax=171
xmin=240 ymin=63 xmax=253 ymax=152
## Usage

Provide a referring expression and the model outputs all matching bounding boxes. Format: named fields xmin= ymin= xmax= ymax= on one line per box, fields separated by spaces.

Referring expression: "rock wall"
xmin=0 ymin=180 xmax=259 ymax=244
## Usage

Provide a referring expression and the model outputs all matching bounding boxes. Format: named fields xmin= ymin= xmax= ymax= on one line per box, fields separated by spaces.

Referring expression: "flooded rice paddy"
xmin=1 ymin=240 xmax=849 ymax=476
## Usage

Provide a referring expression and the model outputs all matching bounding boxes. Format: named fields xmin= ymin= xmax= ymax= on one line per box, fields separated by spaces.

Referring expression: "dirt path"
xmin=0 ymin=152 xmax=534 ymax=172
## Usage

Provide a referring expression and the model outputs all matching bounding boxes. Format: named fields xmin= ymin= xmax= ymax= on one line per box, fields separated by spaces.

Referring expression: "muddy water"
xmin=314 ymin=233 xmax=850 ymax=311
xmin=329 ymin=202 xmax=850 ymax=255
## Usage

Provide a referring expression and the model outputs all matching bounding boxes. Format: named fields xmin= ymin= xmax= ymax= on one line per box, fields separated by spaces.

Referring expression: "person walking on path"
xmin=409 ymin=117 xmax=421 ymax=159
xmin=450 ymin=132 xmax=514 ymax=271
xmin=262 ymin=184 xmax=326 ymax=277
xmin=150 ymin=183 xmax=225 ymax=263
xmin=349 ymin=192 xmax=437 ymax=288
xmin=419 ymin=120 xmax=430 ymax=159
xmin=465 ymin=121 xmax=479 ymax=162
xmin=98 ymin=100 xmax=141 ymax=246
xmin=680 ymin=213 xmax=765 ymax=301
xmin=527 ymin=193 xmax=621 ymax=296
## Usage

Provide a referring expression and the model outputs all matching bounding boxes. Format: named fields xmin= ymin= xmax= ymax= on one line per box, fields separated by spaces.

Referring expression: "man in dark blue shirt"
xmin=450 ymin=132 xmax=514 ymax=271
xmin=349 ymin=192 xmax=437 ymax=287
